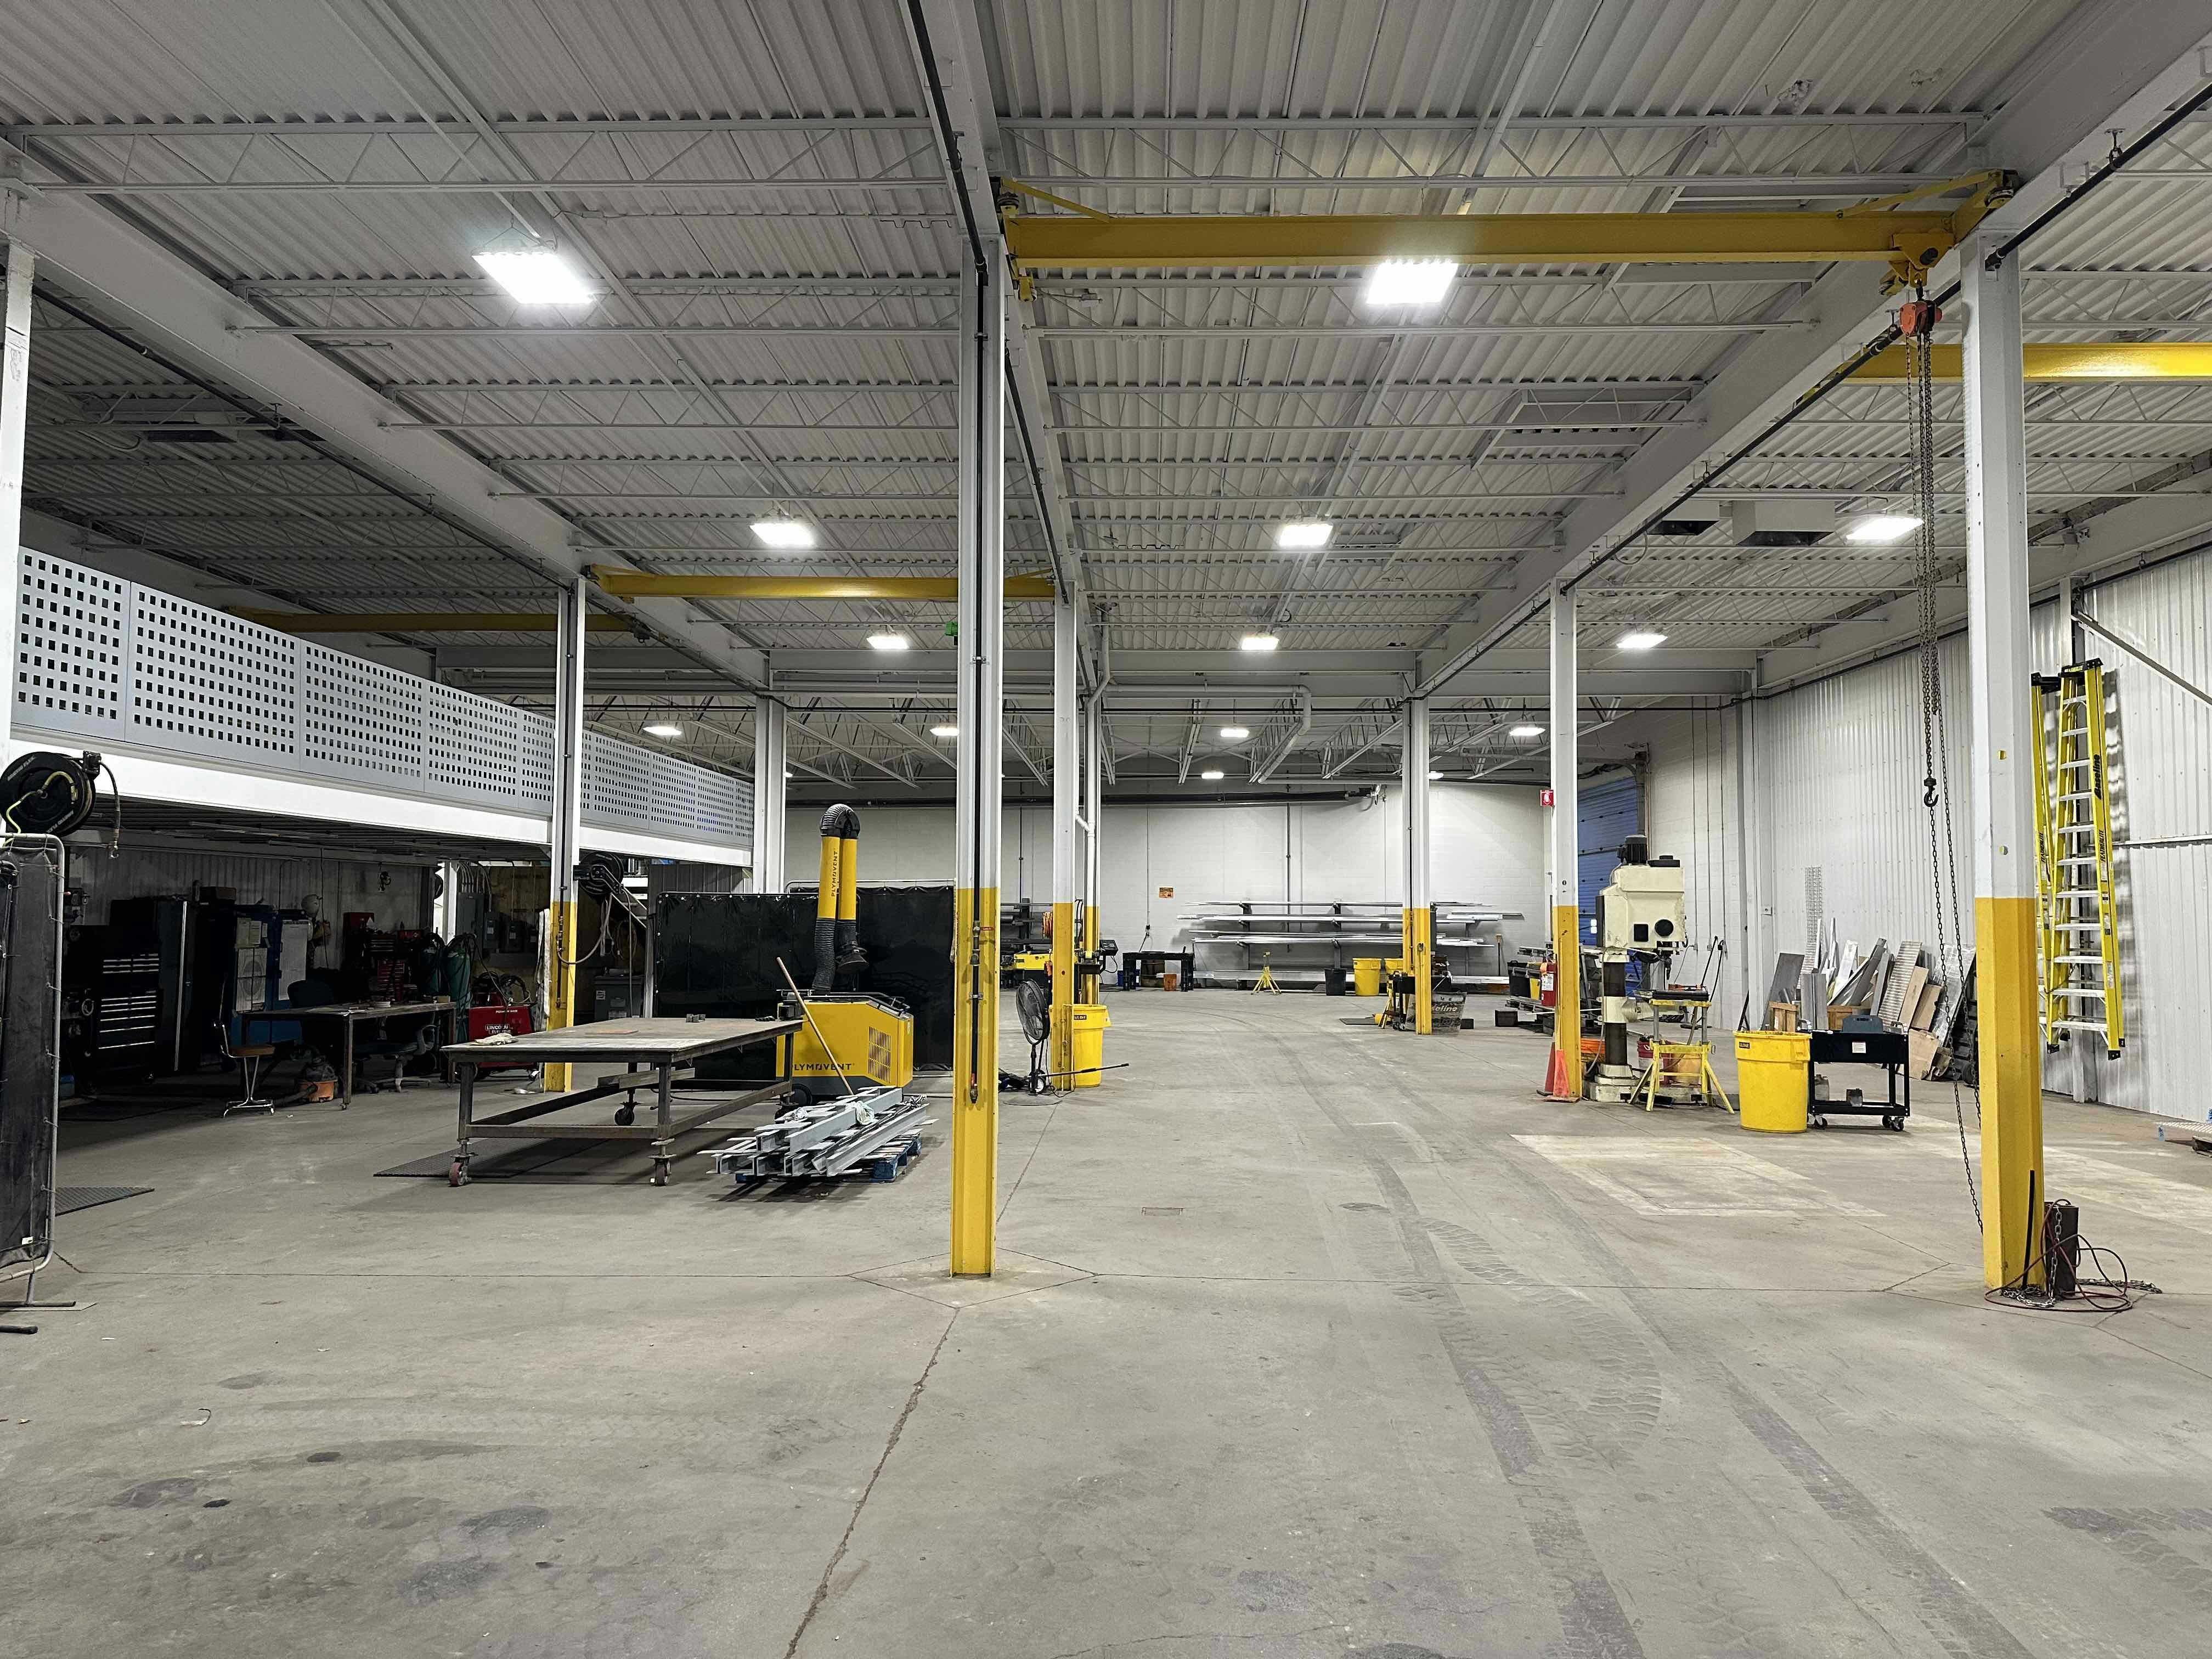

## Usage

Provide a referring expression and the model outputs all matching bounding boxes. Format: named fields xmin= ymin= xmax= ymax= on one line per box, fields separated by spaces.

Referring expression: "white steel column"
xmin=0 ymin=240 xmax=31 ymax=753
xmin=1050 ymin=597 xmax=1080 ymax=1081
xmin=1402 ymin=695 xmax=1434 ymax=1034
xmin=950 ymin=245 xmax=1007 ymax=1277
xmin=1548 ymin=585 xmax=1582 ymax=1098
xmin=1084 ymin=689 xmax=1103 ymax=949
xmin=1739 ymin=665 xmax=1767 ymax=1026
xmin=1962 ymin=229 xmax=2044 ymax=1290
xmin=544 ymin=575 xmax=588 ymax=1090
xmin=752 ymin=697 xmax=787 ymax=892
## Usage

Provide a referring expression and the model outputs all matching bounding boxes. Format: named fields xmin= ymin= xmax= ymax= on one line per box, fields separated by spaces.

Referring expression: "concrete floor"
xmin=9 ymin=992 xmax=2212 ymax=1658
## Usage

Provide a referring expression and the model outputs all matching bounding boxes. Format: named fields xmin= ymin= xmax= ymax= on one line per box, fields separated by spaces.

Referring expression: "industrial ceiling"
xmin=5 ymin=0 xmax=2209 ymax=795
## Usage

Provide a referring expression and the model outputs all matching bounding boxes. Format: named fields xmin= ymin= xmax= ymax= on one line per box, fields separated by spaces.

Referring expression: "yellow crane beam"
xmin=1004 ymin=208 xmax=1969 ymax=274
xmin=1854 ymin=342 xmax=2212 ymax=381
xmin=236 ymin=610 xmax=636 ymax=634
xmin=588 ymin=569 xmax=1059 ymax=601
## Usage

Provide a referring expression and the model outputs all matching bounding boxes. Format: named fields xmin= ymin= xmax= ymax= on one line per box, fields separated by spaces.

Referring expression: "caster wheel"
xmin=1884 ymin=1115 xmax=1904 ymax=1132
xmin=651 ymin=1165 xmax=669 ymax=1188
xmin=614 ymin=1104 xmax=636 ymax=1127
xmin=448 ymin=1160 xmax=468 ymax=1187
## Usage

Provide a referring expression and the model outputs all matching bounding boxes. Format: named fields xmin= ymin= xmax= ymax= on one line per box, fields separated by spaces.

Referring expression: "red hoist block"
xmin=1897 ymin=298 xmax=1943 ymax=338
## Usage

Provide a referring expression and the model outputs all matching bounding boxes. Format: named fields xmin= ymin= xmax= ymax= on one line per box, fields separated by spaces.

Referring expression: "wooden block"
xmin=1909 ymin=980 xmax=1942 ymax=1031
xmin=1826 ymin=1003 xmax=1867 ymax=1032
xmin=1768 ymin=1002 xmax=1799 ymax=1032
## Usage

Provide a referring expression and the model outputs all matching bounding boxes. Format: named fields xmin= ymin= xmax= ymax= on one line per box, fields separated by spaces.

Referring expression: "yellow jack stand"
xmin=1252 ymin=954 xmax=1283 ymax=994
xmin=1634 ymin=1042 xmax=1734 ymax=1114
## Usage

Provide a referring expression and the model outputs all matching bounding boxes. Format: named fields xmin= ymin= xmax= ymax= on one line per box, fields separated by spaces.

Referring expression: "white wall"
xmin=785 ymin=783 xmax=1549 ymax=952
xmin=1634 ymin=542 xmax=2212 ymax=1119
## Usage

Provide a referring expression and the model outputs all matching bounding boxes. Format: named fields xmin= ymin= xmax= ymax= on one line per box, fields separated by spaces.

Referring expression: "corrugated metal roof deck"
xmin=4 ymin=0 xmax=2209 ymax=786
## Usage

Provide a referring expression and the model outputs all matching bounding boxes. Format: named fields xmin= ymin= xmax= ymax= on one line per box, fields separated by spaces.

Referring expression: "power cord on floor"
xmin=1982 ymin=1171 xmax=2160 ymax=1314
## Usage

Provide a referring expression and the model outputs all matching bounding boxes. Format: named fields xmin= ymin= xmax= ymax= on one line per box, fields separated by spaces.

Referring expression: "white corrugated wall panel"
xmin=1638 ymin=541 xmax=2212 ymax=1119
xmin=1641 ymin=709 xmax=1746 ymax=1022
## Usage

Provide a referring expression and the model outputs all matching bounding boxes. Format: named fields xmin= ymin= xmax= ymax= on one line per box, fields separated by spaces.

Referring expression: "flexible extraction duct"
xmin=811 ymin=804 xmax=862 ymax=992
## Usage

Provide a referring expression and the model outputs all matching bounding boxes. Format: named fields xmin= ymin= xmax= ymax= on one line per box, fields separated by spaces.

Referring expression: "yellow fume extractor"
xmin=787 ymin=805 xmax=915 ymax=1101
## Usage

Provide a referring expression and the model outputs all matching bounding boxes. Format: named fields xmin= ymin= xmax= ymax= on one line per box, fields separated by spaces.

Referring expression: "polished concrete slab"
xmin=8 ymin=992 xmax=2212 ymax=1658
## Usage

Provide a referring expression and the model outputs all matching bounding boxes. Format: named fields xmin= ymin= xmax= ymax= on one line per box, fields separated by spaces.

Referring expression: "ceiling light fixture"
xmin=751 ymin=518 xmax=816 ymax=550
xmin=472 ymin=230 xmax=593 ymax=306
xmin=1200 ymin=769 xmax=1226 ymax=781
xmin=930 ymin=724 xmax=958 ymax=738
xmin=1239 ymin=632 xmax=1279 ymax=653
xmin=1362 ymin=258 xmax=1458 ymax=309
xmin=1509 ymin=723 xmax=1544 ymax=739
xmin=1273 ymin=520 xmax=1333 ymax=551
xmin=1616 ymin=630 xmax=1668 ymax=651
xmin=1218 ymin=725 xmax=1250 ymax=741
xmin=642 ymin=721 xmax=684 ymax=739
xmin=1845 ymin=512 xmax=1922 ymax=544
xmin=866 ymin=630 xmax=910 ymax=652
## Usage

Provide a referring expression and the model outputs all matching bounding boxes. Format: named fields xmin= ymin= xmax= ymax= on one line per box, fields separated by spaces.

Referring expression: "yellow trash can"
xmin=1069 ymin=1002 xmax=1110 ymax=1087
xmin=1352 ymin=957 xmax=1383 ymax=996
xmin=1734 ymin=1031 xmax=1811 ymax=1132
xmin=1384 ymin=956 xmax=1406 ymax=977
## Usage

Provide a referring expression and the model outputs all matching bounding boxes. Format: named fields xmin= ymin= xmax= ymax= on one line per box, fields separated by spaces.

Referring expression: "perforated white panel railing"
xmin=14 ymin=552 xmax=131 ymax=740
xmin=133 ymin=586 xmax=300 ymax=763
xmin=11 ymin=551 xmax=751 ymax=851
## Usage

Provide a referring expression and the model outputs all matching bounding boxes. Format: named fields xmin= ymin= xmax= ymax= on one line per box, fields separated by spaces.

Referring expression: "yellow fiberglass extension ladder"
xmin=2033 ymin=662 xmax=2124 ymax=1059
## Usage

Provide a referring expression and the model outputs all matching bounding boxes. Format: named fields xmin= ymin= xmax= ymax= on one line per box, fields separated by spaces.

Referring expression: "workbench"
xmin=1806 ymin=1029 xmax=1911 ymax=1130
xmin=260 ymin=998 xmax=461 ymax=1105
xmin=444 ymin=1015 xmax=800 ymax=1187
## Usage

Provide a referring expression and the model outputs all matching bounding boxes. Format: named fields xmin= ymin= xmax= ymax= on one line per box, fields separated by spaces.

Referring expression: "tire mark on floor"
xmin=1396 ymin=1085 xmax=2039 ymax=1659
xmin=1221 ymin=1013 xmax=1646 ymax=1659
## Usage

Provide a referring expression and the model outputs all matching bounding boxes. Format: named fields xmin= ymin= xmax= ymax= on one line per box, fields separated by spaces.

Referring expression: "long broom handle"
xmin=775 ymin=955 xmax=856 ymax=1096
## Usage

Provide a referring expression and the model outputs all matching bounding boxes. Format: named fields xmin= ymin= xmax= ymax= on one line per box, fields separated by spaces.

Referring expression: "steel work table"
xmin=444 ymin=1016 xmax=801 ymax=1187
xmin=267 ymin=998 xmax=461 ymax=1105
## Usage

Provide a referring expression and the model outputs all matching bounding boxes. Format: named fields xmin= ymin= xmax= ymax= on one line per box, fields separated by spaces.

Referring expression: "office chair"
xmin=357 ymin=1020 xmax=441 ymax=1092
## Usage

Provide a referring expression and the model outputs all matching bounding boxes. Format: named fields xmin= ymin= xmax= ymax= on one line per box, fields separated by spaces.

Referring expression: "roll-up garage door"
xmin=1577 ymin=772 xmax=1642 ymax=945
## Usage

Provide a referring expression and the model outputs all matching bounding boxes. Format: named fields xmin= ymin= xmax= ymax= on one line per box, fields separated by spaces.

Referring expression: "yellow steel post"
xmin=1403 ymin=695 xmax=1434 ymax=1035
xmin=1549 ymin=587 xmax=1583 ymax=1098
xmin=1962 ymin=233 xmax=2044 ymax=1289
xmin=543 ymin=899 xmax=578 ymax=1092
xmin=544 ymin=575 xmax=588 ymax=1092
xmin=1050 ymin=596 xmax=1079 ymax=1084
xmin=950 ymin=247 xmax=1007 ymax=1277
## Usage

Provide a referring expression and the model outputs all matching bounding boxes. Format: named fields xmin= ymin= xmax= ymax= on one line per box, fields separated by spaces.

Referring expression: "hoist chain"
xmin=1904 ymin=288 xmax=1980 ymax=1222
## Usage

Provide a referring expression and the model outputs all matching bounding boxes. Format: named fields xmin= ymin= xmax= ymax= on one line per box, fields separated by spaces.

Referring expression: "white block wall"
xmin=786 ymin=783 xmax=1548 ymax=952
xmin=1635 ymin=541 xmax=2212 ymax=1120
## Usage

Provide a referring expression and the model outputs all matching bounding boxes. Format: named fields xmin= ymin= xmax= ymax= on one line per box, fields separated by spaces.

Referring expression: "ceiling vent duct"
xmin=1728 ymin=499 xmax=1837 ymax=548
xmin=1650 ymin=503 xmax=1724 ymax=538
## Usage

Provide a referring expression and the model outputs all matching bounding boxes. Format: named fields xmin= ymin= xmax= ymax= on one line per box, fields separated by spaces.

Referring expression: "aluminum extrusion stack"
xmin=705 ymin=1087 xmax=931 ymax=1185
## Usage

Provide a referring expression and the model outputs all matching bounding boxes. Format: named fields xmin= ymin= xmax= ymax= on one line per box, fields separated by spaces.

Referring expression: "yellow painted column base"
xmin=544 ymin=898 xmax=578 ymax=1092
xmin=1977 ymin=895 xmax=2046 ymax=1289
xmin=1551 ymin=903 xmax=1583 ymax=1099
xmin=951 ymin=885 xmax=1001 ymax=1276
xmin=1048 ymin=900 xmax=1076 ymax=1084
xmin=1403 ymin=907 xmax=1434 ymax=1034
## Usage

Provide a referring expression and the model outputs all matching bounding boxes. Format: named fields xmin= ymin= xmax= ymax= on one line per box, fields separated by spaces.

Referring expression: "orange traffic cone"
xmin=1541 ymin=1042 xmax=1577 ymax=1102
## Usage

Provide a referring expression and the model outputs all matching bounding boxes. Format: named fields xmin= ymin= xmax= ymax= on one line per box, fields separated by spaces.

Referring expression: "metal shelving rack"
xmin=1180 ymin=901 xmax=1522 ymax=990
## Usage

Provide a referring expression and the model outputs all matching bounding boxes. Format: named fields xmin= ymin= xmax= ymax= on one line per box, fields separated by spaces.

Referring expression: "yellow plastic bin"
xmin=1384 ymin=956 xmax=1406 ymax=977
xmin=1352 ymin=957 xmax=1384 ymax=996
xmin=1734 ymin=1031 xmax=1811 ymax=1132
xmin=1069 ymin=1002 xmax=1110 ymax=1087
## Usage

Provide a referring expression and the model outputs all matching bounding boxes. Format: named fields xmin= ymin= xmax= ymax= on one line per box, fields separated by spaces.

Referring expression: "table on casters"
xmin=443 ymin=1015 xmax=802 ymax=1187
xmin=1805 ymin=1029 xmax=1912 ymax=1131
